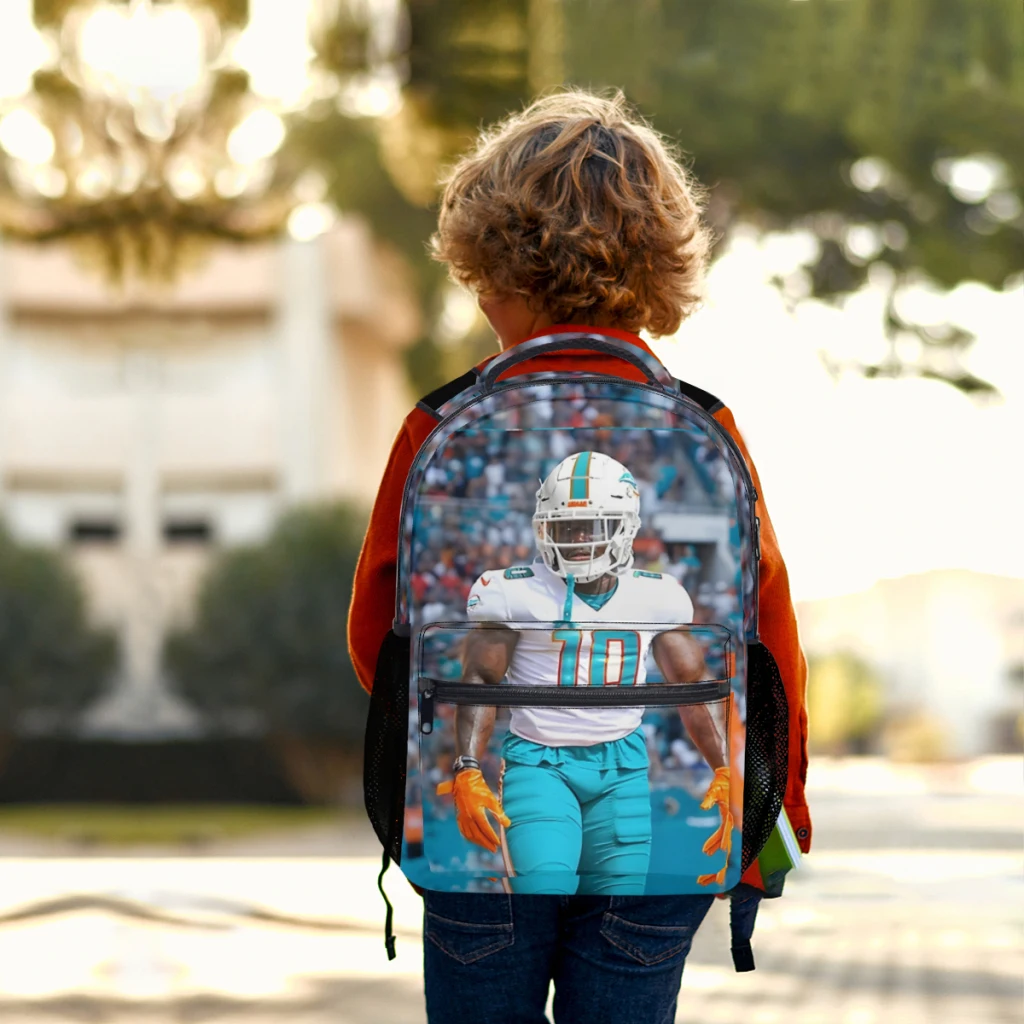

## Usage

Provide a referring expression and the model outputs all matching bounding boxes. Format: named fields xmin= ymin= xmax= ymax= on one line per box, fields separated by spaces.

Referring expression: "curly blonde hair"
xmin=431 ymin=89 xmax=712 ymax=336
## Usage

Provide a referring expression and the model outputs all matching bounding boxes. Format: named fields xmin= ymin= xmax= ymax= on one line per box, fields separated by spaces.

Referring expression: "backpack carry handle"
xmin=480 ymin=333 xmax=677 ymax=392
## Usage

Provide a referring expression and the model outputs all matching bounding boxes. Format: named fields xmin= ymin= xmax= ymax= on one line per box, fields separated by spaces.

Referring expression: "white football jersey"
xmin=465 ymin=562 xmax=694 ymax=746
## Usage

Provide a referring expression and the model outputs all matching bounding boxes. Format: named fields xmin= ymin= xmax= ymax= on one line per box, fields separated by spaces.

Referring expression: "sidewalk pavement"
xmin=0 ymin=757 xmax=1020 ymax=1023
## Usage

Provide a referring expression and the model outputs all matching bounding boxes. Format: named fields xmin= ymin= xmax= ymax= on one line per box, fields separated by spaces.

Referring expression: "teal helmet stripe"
xmin=569 ymin=451 xmax=591 ymax=500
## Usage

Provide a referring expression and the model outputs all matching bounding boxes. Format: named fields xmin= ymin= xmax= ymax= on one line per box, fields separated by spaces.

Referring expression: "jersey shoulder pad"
xmin=466 ymin=570 xmax=508 ymax=620
xmin=660 ymin=573 xmax=694 ymax=622
xmin=631 ymin=570 xmax=693 ymax=623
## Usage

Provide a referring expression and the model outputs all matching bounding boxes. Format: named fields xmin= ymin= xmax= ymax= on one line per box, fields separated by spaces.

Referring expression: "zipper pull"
xmin=754 ymin=516 xmax=761 ymax=562
xmin=420 ymin=690 xmax=434 ymax=734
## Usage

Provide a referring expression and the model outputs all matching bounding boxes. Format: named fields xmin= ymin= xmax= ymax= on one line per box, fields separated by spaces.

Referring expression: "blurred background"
xmin=0 ymin=0 xmax=1020 ymax=1021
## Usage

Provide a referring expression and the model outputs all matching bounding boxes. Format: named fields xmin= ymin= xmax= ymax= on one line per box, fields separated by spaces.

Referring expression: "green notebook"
xmin=757 ymin=806 xmax=802 ymax=880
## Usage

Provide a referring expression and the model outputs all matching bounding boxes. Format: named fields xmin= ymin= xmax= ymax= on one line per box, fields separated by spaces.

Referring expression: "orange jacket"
xmin=348 ymin=326 xmax=811 ymax=863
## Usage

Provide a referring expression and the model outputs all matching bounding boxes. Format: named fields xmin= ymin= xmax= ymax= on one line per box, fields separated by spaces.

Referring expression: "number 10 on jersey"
xmin=553 ymin=629 xmax=640 ymax=687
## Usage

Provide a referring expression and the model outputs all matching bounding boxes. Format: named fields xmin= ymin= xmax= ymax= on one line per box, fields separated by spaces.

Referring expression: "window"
xmin=69 ymin=518 xmax=122 ymax=544
xmin=163 ymin=518 xmax=213 ymax=544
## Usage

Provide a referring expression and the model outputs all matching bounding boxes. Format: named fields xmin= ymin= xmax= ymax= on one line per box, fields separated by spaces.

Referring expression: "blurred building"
xmin=0 ymin=221 xmax=419 ymax=737
xmin=797 ymin=570 xmax=1024 ymax=757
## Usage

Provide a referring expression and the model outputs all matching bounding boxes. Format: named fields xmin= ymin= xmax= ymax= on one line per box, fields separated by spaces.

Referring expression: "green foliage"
xmin=0 ymin=525 xmax=117 ymax=732
xmin=286 ymin=115 xmax=444 ymax=295
xmin=164 ymin=503 xmax=369 ymax=743
xmin=295 ymin=0 xmax=540 ymax=394
xmin=303 ymin=0 xmax=1021 ymax=397
xmin=402 ymin=0 xmax=534 ymax=132
xmin=199 ymin=0 xmax=249 ymax=27
xmin=284 ymin=112 xmax=452 ymax=392
xmin=563 ymin=0 xmax=1023 ymax=293
xmin=0 ymin=803 xmax=337 ymax=848
xmin=807 ymin=650 xmax=884 ymax=755
xmin=31 ymin=0 xmax=72 ymax=28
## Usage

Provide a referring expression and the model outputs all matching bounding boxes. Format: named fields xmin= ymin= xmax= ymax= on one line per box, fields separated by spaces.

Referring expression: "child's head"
xmin=431 ymin=88 xmax=712 ymax=341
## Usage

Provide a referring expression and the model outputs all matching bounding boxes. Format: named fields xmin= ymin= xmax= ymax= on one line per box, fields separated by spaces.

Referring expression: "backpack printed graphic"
xmin=364 ymin=335 xmax=787 ymax=909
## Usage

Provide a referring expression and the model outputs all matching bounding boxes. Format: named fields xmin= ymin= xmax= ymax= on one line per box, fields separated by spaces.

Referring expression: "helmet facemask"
xmin=534 ymin=513 xmax=638 ymax=583
xmin=533 ymin=451 xmax=642 ymax=583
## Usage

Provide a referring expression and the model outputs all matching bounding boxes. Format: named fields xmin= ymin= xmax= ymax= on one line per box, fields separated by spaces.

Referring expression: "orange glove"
xmin=697 ymin=766 xmax=733 ymax=887
xmin=436 ymin=768 xmax=511 ymax=853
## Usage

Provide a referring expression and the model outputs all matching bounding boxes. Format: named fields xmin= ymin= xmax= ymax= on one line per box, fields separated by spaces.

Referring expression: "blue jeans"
xmin=423 ymin=891 xmax=715 ymax=1024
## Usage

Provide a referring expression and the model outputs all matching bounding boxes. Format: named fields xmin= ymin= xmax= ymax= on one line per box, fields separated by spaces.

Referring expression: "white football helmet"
xmin=533 ymin=451 xmax=641 ymax=583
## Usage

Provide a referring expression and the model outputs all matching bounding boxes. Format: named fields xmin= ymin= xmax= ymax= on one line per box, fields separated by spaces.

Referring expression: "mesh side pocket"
xmin=741 ymin=641 xmax=789 ymax=873
xmin=363 ymin=629 xmax=410 ymax=864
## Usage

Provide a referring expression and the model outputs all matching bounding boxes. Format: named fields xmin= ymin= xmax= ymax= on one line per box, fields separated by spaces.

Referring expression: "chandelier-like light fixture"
xmin=0 ymin=0 xmax=404 ymax=280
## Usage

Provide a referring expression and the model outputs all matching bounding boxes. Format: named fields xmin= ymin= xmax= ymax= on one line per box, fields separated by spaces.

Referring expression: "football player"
xmin=436 ymin=450 xmax=733 ymax=893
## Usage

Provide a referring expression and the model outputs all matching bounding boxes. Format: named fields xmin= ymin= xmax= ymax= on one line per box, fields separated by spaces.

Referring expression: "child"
xmin=349 ymin=88 xmax=809 ymax=1024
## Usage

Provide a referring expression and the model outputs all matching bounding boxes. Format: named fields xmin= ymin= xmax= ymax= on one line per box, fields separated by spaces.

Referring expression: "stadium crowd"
xmin=409 ymin=414 xmax=741 ymax=630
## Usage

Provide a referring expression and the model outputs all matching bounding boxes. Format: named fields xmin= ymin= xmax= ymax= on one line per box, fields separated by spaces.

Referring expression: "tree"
xmin=164 ymin=503 xmax=369 ymax=802
xmin=562 ymin=0 xmax=1023 ymax=396
xmin=806 ymin=651 xmax=884 ymax=755
xmin=292 ymin=0 xmax=547 ymax=394
xmin=0 ymin=524 xmax=117 ymax=734
xmin=301 ymin=0 xmax=1022 ymax=397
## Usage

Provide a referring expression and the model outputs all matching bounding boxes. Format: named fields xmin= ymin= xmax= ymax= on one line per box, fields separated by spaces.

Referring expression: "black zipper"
xmin=419 ymin=680 xmax=730 ymax=733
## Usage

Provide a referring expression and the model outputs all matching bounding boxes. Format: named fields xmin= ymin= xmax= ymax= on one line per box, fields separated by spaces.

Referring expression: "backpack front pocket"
xmin=404 ymin=622 xmax=743 ymax=896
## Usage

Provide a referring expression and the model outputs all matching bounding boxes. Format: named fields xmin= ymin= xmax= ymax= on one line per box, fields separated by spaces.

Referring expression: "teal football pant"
xmin=498 ymin=744 xmax=652 ymax=895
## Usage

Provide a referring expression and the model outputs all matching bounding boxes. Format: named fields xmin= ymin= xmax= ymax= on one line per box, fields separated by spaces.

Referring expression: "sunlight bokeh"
xmin=77 ymin=2 xmax=207 ymax=102
xmin=652 ymin=232 xmax=1024 ymax=601
xmin=0 ymin=0 xmax=51 ymax=101
xmin=232 ymin=0 xmax=318 ymax=109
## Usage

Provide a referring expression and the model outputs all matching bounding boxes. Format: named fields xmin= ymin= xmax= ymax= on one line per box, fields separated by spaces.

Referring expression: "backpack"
xmin=364 ymin=334 xmax=790 ymax=968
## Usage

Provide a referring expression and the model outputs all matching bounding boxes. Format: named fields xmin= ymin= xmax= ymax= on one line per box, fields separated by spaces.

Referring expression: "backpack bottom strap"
xmin=729 ymin=888 xmax=762 ymax=972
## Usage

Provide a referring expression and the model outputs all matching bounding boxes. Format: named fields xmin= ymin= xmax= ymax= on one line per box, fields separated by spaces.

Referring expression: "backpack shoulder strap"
xmin=416 ymin=368 xmax=481 ymax=420
xmin=416 ymin=366 xmax=723 ymax=420
xmin=675 ymin=378 xmax=724 ymax=415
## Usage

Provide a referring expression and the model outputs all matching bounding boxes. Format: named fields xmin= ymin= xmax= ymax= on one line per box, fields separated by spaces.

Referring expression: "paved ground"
xmin=0 ymin=758 xmax=1020 ymax=1023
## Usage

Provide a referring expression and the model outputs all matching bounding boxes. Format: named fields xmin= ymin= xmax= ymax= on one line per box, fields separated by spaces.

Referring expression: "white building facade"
xmin=0 ymin=221 xmax=419 ymax=737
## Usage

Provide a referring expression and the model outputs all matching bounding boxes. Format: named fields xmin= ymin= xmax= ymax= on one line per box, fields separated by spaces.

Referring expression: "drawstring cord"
xmin=378 ymin=849 xmax=396 ymax=960
xmin=562 ymin=573 xmax=576 ymax=622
